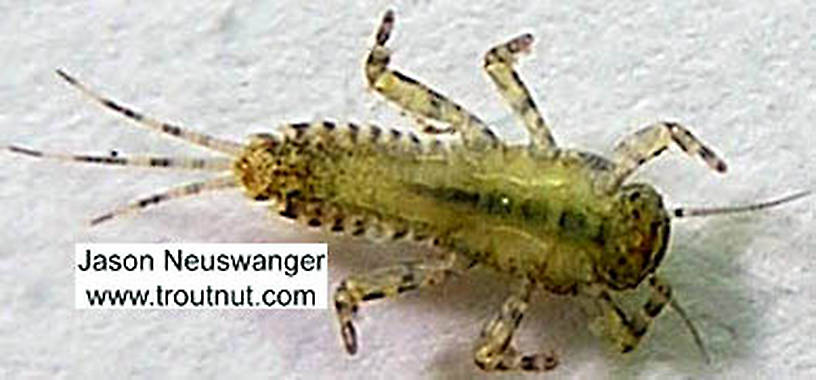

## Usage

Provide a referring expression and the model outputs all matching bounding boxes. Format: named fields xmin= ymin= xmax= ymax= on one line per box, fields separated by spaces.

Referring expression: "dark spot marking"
xmin=347 ymin=123 xmax=360 ymax=143
xmin=162 ymin=124 xmax=182 ymax=136
xmin=149 ymin=158 xmax=171 ymax=167
xmin=632 ymin=209 xmax=641 ymax=220
xmin=323 ymin=121 xmax=336 ymax=131
xmin=475 ymin=359 xmax=488 ymax=371
xmin=397 ymin=283 xmax=418 ymax=293
xmin=392 ymin=229 xmax=408 ymax=240
xmin=715 ymin=160 xmax=727 ymax=172
xmin=79 ymin=155 xmax=121 ymax=165
xmin=392 ymin=71 xmax=419 ymax=85
xmin=290 ymin=123 xmax=310 ymax=140
xmin=617 ymin=257 xmax=627 ymax=266
xmin=633 ymin=325 xmax=648 ymax=338
xmin=307 ymin=218 xmax=322 ymax=227
xmin=138 ymin=194 xmax=166 ymax=208
xmin=577 ymin=152 xmax=614 ymax=171
xmin=429 ymin=93 xmax=442 ymax=111
xmin=361 ymin=291 xmax=386 ymax=301
xmin=656 ymin=284 xmax=669 ymax=296
xmin=644 ymin=300 xmax=662 ymax=317
xmin=520 ymin=357 xmax=537 ymax=371
xmin=481 ymin=127 xmax=499 ymax=142
xmin=651 ymin=219 xmax=670 ymax=270
xmin=519 ymin=95 xmax=535 ymax=115
xmin=629 ymin=191 xmax=641 ymax=202
xmin=699 ymin=147 xmax=715 ymax=160
xmin=279 ymin=202 xmax=298 ymax=219
xmin=331 ymin=218 xmax=344 ymax=232
xmin=409 ymin=133 xmax=420 ymax=145
xmin=253 ymin=194 xmax=269 ymax=201
xmin=390 ymin=129 xmax=402 ymax=140
xmin=351 ymin=227 xmax=365 ymax=236
xmin=121 ymin=108 xmax=141 ymax=120
xmin=652 ymin=146 xmax=667 ymax=157
xmin=285 ymin=189 xmax=302 ymax=199
xmin=8 ymin=146 xmax=43 ymax=157
xmin=102 ymin=99 xmax=123 ymax=112
xmin=370 ymin=125 xmax=382 ymax=142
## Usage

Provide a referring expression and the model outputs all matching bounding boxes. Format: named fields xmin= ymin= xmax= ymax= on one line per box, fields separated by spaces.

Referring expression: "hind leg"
xmin=484 ymin=33 xmax=556 ymax=152
xmin=474 ymin=279 xmax=558 ymax=372
xmin=334 ymin=253 xmax=458 ymax=354
xmin=365 ymin=10 xmax=499 ymax=149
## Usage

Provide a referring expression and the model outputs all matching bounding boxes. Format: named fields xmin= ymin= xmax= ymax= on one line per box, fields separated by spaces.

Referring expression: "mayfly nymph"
xmin=9 ymin=9 xmax=810 ymax=372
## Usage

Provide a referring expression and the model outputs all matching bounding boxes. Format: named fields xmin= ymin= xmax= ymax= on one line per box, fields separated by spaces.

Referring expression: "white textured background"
xmin=2 ymin=1 xmax=815 ymax=379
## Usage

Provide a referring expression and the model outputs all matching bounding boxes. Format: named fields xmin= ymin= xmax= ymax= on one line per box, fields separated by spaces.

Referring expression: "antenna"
xmin=673 ymin=191 xmax=811 ymax=218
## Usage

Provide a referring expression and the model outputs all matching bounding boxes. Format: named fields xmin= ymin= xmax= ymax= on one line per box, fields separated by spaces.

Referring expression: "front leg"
xmin=593 ymin=276 xmax=709 ymax=361
xmin=474 ymin=279 xmax=558 ymax=372
xmin=484 ymin=33 xmax=557 ymax=152
xmin=601 ymin=122 xmax=728 ymax=191
xmin=334 ymin=254 xmax=457 ymax=354
xmin=594 ymin=276 xmax=671 ymax=353
xmin=365 ymin=10 xmax=499 ymax=149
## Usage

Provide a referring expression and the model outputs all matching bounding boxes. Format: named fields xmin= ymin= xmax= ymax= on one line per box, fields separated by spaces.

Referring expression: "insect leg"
xmin=484 ymin=33 xmax=556 ymax=152
xmin=603 ymin=122 xmax=727 ymax=191
xmin=56 ymin=70 xmax=243 ymax=156
xmin=473 ymin=279 xmax=558 ymax=372
xmin=334 ymin=254 xmax=457 ymax=355
xmin=596 ymin=276 xmax=709 ymax=361
xmin=596 ymin=285 xmax=660 ymax=353
xmin=365 ymin=10 xmax=499 ymax=149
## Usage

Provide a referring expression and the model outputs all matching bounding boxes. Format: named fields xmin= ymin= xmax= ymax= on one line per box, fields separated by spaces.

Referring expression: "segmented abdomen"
xmin=239 ymin=121 xmax=610 ymax=281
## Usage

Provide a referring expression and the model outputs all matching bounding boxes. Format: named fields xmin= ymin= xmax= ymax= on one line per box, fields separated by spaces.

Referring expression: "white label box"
xmin=75 ymin=243 xmax=328 ymax=309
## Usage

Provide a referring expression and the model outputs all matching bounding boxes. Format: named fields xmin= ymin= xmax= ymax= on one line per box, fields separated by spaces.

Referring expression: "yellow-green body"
xmin=235 ymin=123 xmax=671 ymax=294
